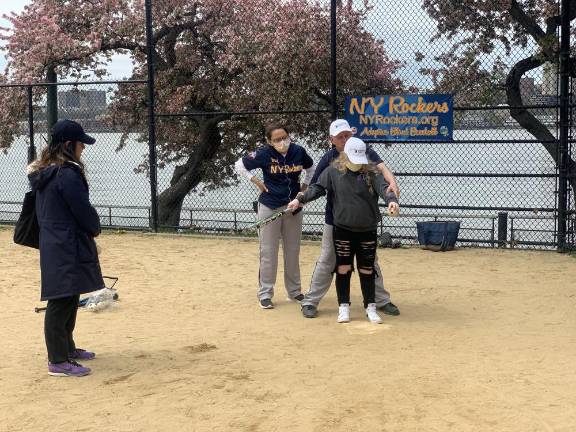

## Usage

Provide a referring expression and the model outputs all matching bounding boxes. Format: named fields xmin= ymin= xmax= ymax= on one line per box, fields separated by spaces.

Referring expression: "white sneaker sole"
xmin=259 ymin=303 xmax=274 ymax=309
xmin=366 ymin=316 xmax=383 ymax=324
xmin=48 ymin=371 xmax=91 ymax=377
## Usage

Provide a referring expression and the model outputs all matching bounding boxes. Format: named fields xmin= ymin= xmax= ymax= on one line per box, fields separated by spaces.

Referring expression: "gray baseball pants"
xmin=257 ymin=203 xmax=303 ymax=301
xmin=302 ymin=223 xmax=391 ymax=307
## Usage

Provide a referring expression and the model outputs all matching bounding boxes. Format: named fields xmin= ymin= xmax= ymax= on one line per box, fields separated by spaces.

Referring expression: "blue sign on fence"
xmin=344 ymin=94 xmax=453 ymax=141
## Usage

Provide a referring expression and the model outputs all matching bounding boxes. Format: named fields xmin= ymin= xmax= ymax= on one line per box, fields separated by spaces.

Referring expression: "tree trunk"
xmin=157 ymin=115 xmax=229 ymax=228
xmin=506 ymin=56 xmax=576 ymax=193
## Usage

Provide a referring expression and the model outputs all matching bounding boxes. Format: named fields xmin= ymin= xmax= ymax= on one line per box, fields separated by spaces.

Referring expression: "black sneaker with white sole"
xmin=259 ymin=298 xmax=274 ymax=309
xmin=378 ymin=302 xmax=400 ymax=316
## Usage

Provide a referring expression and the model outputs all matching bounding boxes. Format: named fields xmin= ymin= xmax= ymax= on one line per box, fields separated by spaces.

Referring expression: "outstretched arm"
xmin=287 ymin=169 xmax=330 ymax=211
xmin=300 ymin=163 xmax=316 ymax=192
xmin=373 ymin=173 xmax=400 ymax=216
xmin=375 ymin=162 xmax=400 ymax=197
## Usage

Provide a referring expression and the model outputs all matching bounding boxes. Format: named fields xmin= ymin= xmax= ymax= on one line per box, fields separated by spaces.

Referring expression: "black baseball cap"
xmin=50 ymin=119 xmax=96 ymax=146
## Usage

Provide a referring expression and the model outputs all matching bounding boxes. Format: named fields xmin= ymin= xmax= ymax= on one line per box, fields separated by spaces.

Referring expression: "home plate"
xmin=344 ymin=322 xmax=392 ymax=335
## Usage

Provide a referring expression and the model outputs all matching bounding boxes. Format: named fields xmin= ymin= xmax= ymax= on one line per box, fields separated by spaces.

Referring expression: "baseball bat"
xmin=34 ymin=275 xmax=119 ymax=313
xmin=245 ymin=209 xmax=291 ymax=230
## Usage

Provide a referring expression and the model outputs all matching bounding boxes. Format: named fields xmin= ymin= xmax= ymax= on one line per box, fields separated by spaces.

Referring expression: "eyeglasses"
xmin=271 ymin=135 xmax=289 ymax=144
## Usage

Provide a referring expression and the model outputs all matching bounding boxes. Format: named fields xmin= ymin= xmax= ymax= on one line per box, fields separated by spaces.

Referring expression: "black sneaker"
xmin=379 ymin=302 xmax=400 ymax=316
xmin=292 ymin=294 xmax=305 ymax=303
xmin=301 ymin=305 xmax=318 ymax=318
xmin=259 ymin=298 xmax=274 ymax=309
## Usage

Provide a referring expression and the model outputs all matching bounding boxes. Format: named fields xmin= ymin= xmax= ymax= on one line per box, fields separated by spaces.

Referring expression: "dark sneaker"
xmin=48 ymin=360 xmax=91 ymax=377
xmin=69 ymin=348 xmax=96 ymax=361
xmin=259 ymin=298 xmax=274 ymax=309
xmin=301 ymin=305 xmax=318 ymax=318
xmin=379 ymin=302 xmax=400 ymax=316
xmin=288 ymin=294 xmax=305 ymax=303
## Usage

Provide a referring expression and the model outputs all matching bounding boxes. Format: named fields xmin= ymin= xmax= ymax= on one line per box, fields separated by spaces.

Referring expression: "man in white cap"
xmin=300 ymin=119 xmax=400 ymax=318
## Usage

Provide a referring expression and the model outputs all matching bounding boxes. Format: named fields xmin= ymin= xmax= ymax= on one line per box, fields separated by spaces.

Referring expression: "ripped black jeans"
xmin=333 ymin=226 xmax=378 ymax=308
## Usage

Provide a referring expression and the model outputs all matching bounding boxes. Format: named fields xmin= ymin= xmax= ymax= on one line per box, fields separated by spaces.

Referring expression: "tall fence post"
xmin=145 ymin=0 xmax=159 ymax=232
xmin=497 ymin=212 xmax=508 ymax=248
xmin=27 ymin=86 xmax=36 ymax=164
xmin=46 ymin=67 xmax=58 ymax=132
xmin=557 ymin=0 xmax=571 ymax=251
xmin=330 ymin=0 xmax=337 ymax=120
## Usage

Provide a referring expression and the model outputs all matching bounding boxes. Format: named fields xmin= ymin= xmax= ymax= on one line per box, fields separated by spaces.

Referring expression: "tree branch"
xmin=166 ymin=114 xmax=231 ymax=193
xmin=98 ymin=39 xmax=174 ymax=70
xmin=506 ymin=54 xmax=576 ymax=190
xmin=100 ymin=40 xmax=142 ymax=54
xmin=162 ymin=30 xmax=178 ymax=67
xmin=312 ymin=88 xmax=333 ymax=107
xmin=509 ymin=0 xmax=546 ymax=41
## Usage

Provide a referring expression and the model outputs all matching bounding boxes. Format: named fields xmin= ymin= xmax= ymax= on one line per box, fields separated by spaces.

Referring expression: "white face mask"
xmin=272 ymin=138 xmax=290 ymax=153
xmin=345 ymin=161 xmax=363 ymax=172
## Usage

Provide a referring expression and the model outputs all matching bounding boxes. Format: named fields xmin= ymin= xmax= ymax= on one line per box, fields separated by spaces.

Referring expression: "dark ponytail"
xmin=28 ymin=139 xmax=86 ymax=175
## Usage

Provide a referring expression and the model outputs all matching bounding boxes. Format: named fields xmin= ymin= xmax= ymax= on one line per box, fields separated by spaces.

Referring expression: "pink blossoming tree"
xmin=420 ymin=0 xmax=576 ymax=190
xmin=0 ymin=0 xmax=402 ymax=227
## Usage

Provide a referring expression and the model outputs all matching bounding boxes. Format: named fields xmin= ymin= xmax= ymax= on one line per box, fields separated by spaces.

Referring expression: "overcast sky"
xmin=0 ymin=0 xmax=134 ymax=79
xmin=0 ymin=0 xmax=30 ymax=72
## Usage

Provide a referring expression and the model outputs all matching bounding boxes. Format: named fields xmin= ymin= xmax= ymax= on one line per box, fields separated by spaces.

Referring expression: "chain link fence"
xmin=363 ymin=0 xmax=570 ymax=249
xmin=0 ymin=0 xmax=574 ymax=251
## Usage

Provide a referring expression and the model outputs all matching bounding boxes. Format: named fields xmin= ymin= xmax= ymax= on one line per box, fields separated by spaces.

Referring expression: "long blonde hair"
xmin=27 ymin=140 xmax=85 ymax=175
xmin=332 ymin=152 xmax=377 ymax=192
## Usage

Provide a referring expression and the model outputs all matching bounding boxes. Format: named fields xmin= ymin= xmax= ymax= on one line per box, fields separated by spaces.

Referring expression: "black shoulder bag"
xmin=13 ymin=190 xmax=40 ymax=249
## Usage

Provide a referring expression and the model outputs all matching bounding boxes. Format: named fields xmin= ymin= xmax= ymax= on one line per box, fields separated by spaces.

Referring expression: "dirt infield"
xmin=1 ymin=228 xmax=576 ymax=432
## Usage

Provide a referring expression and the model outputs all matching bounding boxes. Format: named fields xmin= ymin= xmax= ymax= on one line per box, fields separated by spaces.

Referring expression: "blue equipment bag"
xmin=416 ymin=221 xmax=460 ymax=252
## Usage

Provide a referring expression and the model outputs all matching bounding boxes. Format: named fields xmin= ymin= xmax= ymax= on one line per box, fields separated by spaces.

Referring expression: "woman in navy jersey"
xmin=235 ymin=124 xmax=315 ymax=309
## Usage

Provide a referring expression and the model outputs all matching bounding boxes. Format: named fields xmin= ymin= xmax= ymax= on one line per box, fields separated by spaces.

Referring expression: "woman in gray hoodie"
xmin=287 ymin=137 xmax=399 ymax=324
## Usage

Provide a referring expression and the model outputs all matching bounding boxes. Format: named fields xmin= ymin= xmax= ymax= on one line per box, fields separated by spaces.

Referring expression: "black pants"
xmin=44 ymin=295 xmax=79 ymax=363
xmin=333 ymin=227 xmax=378 ymax=308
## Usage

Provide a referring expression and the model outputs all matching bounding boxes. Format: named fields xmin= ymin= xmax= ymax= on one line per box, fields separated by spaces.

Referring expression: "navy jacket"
xmin=242 ymin=143 xmax=314 ymax=209
xmin=29 ymin=163 xmax=104 ymax=301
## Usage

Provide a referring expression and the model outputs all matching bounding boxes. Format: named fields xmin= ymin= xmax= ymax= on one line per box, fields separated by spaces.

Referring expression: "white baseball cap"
xmin=344 ymin=137 xmax=369 ymax=164
xmin=329 ymin=119 xmax=353 ymax=137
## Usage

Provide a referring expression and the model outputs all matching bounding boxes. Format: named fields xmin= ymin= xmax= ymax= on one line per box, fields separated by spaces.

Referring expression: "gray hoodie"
xmin=300 ymin=165 xmax=398 ymax=232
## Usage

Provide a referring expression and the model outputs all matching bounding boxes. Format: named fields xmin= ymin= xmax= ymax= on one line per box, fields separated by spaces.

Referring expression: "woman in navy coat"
xmin=28 ymin=119 xmax=104 ymax=377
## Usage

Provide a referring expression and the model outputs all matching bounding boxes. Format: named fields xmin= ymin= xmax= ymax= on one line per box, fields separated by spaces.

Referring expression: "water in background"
xmin=0 ymin=130 xmax=559 ymax=246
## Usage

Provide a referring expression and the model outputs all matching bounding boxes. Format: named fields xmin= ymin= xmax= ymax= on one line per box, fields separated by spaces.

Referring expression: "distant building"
xmin=520 ymin=77 xmax=539 ymax=100
xmin=541 ymin=62 xmax=558 ymax=96
xmin=58 ymin=89 xmax=107 ymax=111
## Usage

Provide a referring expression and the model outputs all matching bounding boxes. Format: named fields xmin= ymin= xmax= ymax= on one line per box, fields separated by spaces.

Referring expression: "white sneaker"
xmin=337 ymin=303 xmax=350 ymax=323
xmin=366 ymin=303 xmax=383 ymax=324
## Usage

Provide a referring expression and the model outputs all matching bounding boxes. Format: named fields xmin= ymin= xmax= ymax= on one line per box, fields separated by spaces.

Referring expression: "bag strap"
xmin=440 ymin=222 xmax=449 ymax=252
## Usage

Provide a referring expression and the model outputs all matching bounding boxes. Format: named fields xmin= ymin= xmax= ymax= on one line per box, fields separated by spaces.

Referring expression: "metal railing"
xmin=7 ymin=200 xmax=563 ymax=249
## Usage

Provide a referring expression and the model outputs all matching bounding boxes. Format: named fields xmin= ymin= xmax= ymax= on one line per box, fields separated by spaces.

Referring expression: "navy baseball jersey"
xmin=242 ymin=143 xmax=314 ymax=209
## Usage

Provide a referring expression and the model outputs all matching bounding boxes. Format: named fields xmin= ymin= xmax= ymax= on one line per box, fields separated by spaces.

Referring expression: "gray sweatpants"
xmin=257 ymin=203 xmax=303 ymax=301
xmin=302 ymin=223 xmax=391 ymax=307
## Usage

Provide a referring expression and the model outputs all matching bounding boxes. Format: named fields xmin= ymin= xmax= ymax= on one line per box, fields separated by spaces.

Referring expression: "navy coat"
xmin=29 ymin=162 xmax=104 ymax=301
